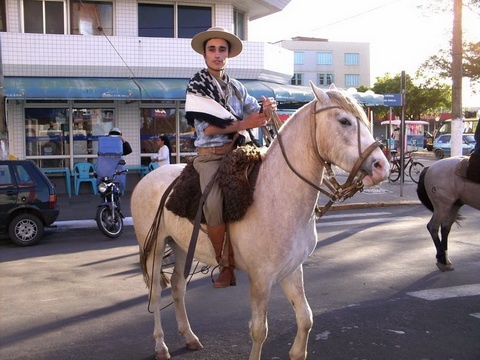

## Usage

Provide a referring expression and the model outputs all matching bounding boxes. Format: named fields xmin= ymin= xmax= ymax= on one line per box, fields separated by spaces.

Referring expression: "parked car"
xmin=433 ymin=134 xmax=476 ymax=159
xmin=0 ymin=160 xmax=60 ymax=246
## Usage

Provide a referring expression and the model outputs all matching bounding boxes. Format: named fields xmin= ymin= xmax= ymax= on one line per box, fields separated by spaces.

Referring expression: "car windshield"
xmin=464 ymin=135 xmax=475 ymax=143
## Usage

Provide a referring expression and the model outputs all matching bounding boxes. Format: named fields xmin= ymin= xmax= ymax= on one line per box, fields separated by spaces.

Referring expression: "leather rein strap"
xmin=272 ymin=101 xmax=381 ymax=218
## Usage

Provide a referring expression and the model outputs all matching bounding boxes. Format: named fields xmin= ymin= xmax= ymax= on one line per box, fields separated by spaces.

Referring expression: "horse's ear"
xmin=328 ymin=83 xmax=337 ymax=90
xmin=309 ymin=81 xmax=329 ymax=103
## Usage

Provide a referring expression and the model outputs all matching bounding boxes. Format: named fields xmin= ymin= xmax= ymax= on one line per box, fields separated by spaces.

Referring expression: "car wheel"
xmin=434 ymin=149 xmax=444 ymax=159
xmin=8 ymin=213 xmax=44 ymax=246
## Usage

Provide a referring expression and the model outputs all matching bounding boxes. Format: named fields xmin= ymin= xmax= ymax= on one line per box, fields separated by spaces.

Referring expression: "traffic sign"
xmin=384 ymin=93 xmax=402 ymax=106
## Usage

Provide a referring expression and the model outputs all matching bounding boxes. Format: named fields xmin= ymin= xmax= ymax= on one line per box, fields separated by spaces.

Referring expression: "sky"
xmin=249 ymin=0 xmax=479 ymax=107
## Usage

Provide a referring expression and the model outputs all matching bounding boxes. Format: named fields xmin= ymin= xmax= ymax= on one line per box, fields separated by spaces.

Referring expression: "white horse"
xmin=131 ymin=83 xmax=390 ymax=360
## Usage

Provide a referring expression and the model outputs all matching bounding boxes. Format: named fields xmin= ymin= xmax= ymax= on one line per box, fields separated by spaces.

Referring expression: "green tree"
xmin=418 ymin=41 xmax=480 ymax=86
xmin=372 ymin=73 xmax=451 ymax=119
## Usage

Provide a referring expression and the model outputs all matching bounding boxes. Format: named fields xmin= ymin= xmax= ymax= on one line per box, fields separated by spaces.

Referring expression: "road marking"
xmin=471 ymin=313 xmax=480 ymax=319
xmin=407 ymin=284 xmax=480 ymax=301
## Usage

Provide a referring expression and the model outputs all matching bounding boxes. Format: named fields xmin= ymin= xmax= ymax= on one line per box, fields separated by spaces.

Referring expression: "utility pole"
xmin=451 ymin=0 xmax=463 ymax=156
xmin=0 ymin=34 xmax=8 ymax=160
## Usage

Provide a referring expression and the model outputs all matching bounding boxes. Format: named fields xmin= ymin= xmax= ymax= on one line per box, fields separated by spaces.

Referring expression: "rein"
xmin=271 ymin=101 xmax=380 ymax=218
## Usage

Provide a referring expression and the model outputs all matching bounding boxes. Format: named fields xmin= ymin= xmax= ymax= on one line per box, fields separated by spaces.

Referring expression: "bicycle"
xmin=388 ymin=150 xmax=425 ymax=183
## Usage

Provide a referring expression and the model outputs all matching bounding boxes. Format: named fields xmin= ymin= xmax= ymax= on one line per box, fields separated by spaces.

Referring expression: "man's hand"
xmin=261 ymin=96 xmax=277 ymax=115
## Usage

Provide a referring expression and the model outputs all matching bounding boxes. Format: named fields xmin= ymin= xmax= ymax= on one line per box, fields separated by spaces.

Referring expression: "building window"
xmin=233 ymin=8 xmax=245 ymax=40
xmin=294 ymin=52 xmax=304 ymax=65
xmin=0 ymin=0 xmax=6 ymax=32
xmin=71 ymin=0 xmax=113 ymax=36
xmin=138 ymin=3 xmax=211 ymax=38
xmin=140 ymin=107 xmax=195 ymax=165
xmin=345 ymin=74 xmax=360 ymax=87
xmin=317 ymin=52 xmax=333 ymax=65
xmin=318 ymin=73 xmax=334 ymax=86
xmin=23 ymin=0 xmax=66 ymax=34
xmin=345 ymin=53 xmax=359 ymax=65
xmin=24 ymin=107 xmax=115 ymax=169
xmin=291 ymin=73 xmax=303 ymax=86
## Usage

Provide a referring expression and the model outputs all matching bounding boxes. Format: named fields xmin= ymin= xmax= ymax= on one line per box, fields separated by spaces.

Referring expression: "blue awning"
xmin=6 ymin=76 xmax=366 ymax=104
xmin=134 ymin=78 xmax=189 ymax=100
xmin=242 ymin=80 xmax=314 ymax=103
xmin=4 ymin=77 xmax=140 ymax=100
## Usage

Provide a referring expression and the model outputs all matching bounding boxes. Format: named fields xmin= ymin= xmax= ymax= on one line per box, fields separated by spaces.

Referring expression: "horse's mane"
xmin=325 ymin=90 xmax=370 ymax=127
xmin=278 ymin=89 xmax=369 ymax=131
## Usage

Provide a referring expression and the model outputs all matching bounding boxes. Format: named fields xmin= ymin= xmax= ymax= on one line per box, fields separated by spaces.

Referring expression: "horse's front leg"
xmin=169 ymin=242 xmax=203 ymax=351
xmin=280 ymin=264 xmax=312 ymax=360
xmin=248 ymin=278 xmax=272 ymax=360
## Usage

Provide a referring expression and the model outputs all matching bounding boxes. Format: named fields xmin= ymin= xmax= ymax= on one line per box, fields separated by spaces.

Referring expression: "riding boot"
xmin=213 ymin=239 xmax=236 ymax=288
xmin=207 ymin=224 xmax=226 ymax=264
xmin=207 ymin=224 xmax=236 ymax=288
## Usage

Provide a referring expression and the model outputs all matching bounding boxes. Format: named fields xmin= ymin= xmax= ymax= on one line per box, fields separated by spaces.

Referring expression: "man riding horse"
xmin=185 ymin=27 xmax=277 ymax=288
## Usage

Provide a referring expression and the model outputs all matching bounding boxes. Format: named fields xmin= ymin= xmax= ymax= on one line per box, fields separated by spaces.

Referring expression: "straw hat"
xmin=191 ymin=27 xmax=243 ymax=58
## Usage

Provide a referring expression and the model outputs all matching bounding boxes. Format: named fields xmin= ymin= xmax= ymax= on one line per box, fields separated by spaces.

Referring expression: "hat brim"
xmin=191 ymin=29 xmax=243 ymax=58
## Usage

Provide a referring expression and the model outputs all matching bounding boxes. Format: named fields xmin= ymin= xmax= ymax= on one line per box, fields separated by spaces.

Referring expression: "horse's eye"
xmin=339 ymin=118 xmax=351 ymax=126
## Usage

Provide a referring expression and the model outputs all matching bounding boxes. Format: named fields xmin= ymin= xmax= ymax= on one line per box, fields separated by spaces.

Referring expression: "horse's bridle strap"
xmin=274 ymin=101 xmax=380 ymax=218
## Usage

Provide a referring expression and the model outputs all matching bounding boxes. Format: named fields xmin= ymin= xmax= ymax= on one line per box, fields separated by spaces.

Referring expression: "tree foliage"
xmin=371 ymin=73 xmax=451 ymax=120
xmin=419 ymin=41 xmax=480 ymax=85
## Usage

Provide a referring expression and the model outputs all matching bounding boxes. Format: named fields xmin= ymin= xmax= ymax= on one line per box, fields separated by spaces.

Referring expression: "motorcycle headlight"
xmin=98 ymin=182 xmax=108 ymax=194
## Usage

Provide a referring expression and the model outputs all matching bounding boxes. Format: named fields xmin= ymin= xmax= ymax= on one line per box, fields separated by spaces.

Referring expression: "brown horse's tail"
xmin=416 ymin=166 xmax=434 ymax=212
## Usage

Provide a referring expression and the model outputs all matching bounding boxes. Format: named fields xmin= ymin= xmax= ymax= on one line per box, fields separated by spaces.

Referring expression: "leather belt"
xmin=197 ymin=142 xmax=233 ymax=156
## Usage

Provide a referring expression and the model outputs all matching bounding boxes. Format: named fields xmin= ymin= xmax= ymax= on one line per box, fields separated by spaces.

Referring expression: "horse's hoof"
xmin=436 ymin=261 xmax=455 ymax=272
xmin=186 ymin=339 xmax=204 ymax=351
xmin=155 ymin=350 xmax=171 ymax=360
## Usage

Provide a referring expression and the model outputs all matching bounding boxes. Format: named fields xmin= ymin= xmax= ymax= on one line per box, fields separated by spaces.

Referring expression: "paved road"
xmin=1 ymin=204 xmax=479 ymax=360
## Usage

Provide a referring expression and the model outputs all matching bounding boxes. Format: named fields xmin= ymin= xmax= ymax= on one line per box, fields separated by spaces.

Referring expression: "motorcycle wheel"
xmin=96 ymin=206 xmax=123 ymax=238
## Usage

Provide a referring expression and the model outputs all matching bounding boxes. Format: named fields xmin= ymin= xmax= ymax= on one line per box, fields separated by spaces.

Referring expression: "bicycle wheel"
xmin=409 ymin=161 xmax=425 ymax=183
xmin=389 ymin=162 xmax=401 ymax=182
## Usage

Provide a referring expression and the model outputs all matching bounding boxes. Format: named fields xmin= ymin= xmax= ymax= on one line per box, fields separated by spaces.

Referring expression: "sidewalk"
xmin=54 ymin=176 xmax=421 ymax=223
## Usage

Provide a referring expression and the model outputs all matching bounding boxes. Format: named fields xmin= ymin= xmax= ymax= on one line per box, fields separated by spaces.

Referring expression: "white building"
xmin=275 ymin=36 xmax=371 ymax=89
xmin=1 ymin=0 xmax=318 ymax=192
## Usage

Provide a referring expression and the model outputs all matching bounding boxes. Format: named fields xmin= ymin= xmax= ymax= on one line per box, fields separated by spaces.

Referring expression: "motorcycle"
xmin=95 ymin=159 xmax=128 ymax=238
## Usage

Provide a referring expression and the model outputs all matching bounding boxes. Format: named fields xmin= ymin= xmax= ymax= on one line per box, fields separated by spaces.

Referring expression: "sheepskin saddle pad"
xmin=165 ymin=145 xmax=263 ymax=223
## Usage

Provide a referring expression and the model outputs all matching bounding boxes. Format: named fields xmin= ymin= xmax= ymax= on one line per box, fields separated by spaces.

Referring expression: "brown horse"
xmin=131 ymin=83 xmax=390 ymax=360
xmin=417 ymin=156 xmax=480 ymax=271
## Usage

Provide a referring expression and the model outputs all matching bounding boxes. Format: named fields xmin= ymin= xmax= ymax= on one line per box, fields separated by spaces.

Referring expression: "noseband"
xmin=271 ymin=101 xmax=381 ymax=218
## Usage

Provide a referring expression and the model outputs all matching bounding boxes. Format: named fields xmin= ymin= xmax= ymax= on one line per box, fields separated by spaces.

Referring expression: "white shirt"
xmin=151 ymin=145 xmax=170 ymax=167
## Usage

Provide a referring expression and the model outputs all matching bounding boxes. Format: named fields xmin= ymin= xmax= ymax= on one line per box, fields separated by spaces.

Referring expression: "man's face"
xmin=203 ymin=38 xmax=229 ymax=73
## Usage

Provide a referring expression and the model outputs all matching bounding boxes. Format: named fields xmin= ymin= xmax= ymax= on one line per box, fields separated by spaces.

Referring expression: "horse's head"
xmin=310 ymin=82 xmax=389 ymax=186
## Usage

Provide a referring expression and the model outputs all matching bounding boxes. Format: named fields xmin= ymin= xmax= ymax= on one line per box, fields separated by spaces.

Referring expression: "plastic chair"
xmin=73 ymin=162 xmax=98 ymax=195
xmin=148 ymin=161 xmax=158 ymax=172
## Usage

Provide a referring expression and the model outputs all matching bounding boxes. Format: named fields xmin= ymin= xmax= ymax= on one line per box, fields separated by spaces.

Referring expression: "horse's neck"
xmin=259 ymin=105 xmax=324 ymax=214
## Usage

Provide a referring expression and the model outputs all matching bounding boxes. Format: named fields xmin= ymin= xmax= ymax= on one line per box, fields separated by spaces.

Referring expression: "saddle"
xmin=455 ymin=154 xmax=480 ymax=184
xmin=466 ymin=152 xmax=480 ymax=183
xmin=165 ymin=145 xmax=263 ymax=223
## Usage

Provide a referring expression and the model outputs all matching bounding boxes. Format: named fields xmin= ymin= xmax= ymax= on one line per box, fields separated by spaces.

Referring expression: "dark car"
xmin=0 ymin=160 xmax=60 ymax=246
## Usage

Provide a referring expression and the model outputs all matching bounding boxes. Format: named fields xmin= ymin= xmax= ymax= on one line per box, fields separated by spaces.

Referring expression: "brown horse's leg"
xmin=437 ymin=204 xmax=462 ymax=271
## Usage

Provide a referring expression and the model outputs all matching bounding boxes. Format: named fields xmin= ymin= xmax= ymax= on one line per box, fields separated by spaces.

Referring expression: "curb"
xmin=330 ymin=200 xmax=421 ymax=211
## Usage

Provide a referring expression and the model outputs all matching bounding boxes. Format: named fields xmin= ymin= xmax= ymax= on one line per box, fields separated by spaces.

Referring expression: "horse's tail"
xmin=416 ymin=166 xmax=434 ymax=212
xmin=140 ymin=177 xmax=178 ymax=289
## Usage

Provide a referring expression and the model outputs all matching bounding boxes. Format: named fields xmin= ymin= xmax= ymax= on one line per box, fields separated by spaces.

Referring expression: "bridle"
xmin=267 ymin=101 xmax=381 ymax=218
